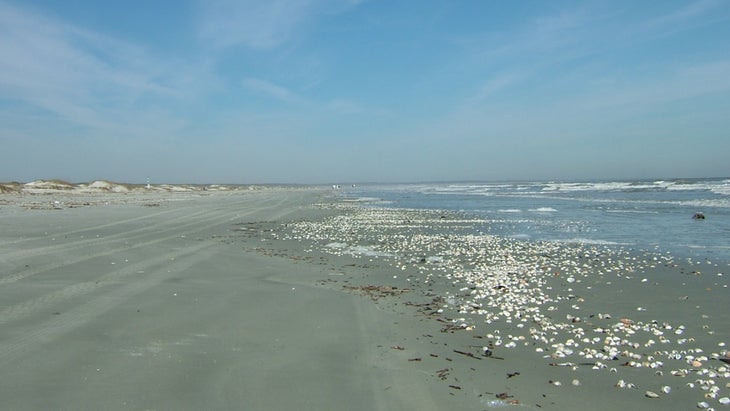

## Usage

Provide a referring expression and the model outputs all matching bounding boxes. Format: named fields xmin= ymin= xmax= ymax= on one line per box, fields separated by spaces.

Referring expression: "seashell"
xmin=718 ymin=397 xmax=730 ymax=405
xmin=662 ymin=386 xmax=672 ymax=394
xmin=692 ymin=360 xmax=704 ymax=368
xmin=645 ymin=391 xmax=659 ymax=398
xmin=696 ymin=401 xmax=709 ymax=409
xmin=572 ymin=379 xmax=581 ymax=386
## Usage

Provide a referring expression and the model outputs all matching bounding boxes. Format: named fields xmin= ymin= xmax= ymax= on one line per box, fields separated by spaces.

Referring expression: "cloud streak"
xmin=196 ymin=0 xmax=361 ymax=51
xmin=0 ymin=2 xmax=195 ymax=141
xmin=242 ymin=77 xmax=307 ymax=105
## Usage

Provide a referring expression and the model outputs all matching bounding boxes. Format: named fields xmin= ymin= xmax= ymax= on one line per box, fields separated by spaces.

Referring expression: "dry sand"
xmin=0 ymin=187 xmax=470 ymax=410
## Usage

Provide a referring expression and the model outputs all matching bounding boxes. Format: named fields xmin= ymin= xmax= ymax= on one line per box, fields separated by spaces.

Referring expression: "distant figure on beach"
xmin=692 ymin=212 xmax=705 ymax=220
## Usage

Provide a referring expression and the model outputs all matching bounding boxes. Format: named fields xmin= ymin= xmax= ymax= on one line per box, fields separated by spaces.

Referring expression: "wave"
xmin=554 ymin=238 xmax=628 ymax=246
xmin=603 ymin=209 xmax=660 ymax=214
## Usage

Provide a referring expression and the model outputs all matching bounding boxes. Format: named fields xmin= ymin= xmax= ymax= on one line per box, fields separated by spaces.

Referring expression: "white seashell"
xmin=572 ymin=379 xmax=581 ymax=386
xmin=718 ymin=397 xmax=730 ymax=405
xmin=645 ymin=391 xmax=659 ymax=398
xmin=662 ymin=386 xmax=672 ymax=394
xmin=696 ymin=401 xmax=709 ymax=409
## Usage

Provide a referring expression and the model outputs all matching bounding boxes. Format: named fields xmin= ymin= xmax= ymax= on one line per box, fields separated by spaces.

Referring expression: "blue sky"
xmin=1 ymin=0 xmax=729 ymax=184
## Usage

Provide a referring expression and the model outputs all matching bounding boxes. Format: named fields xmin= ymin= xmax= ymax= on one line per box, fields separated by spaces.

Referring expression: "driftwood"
xmin=453 ymin=349 xmax=482 ymax=360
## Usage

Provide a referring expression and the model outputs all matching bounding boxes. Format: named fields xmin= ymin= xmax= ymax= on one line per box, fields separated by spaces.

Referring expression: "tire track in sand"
xmin=0 ymin=191 xmax=301 ymax=365
xmin=0 ymin=193 xmax=286 ymax=286
xmin=0 ymin=241 xmax=217 ymax=365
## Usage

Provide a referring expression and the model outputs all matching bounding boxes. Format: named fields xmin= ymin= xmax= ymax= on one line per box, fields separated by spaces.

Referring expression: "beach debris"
xmin=343 ymin=284 xmax=409 ymax=300
xmin=453 ymin=349 xmax=482 ymax=360
xmin=645 ymin=391 xmax=659 ymax=398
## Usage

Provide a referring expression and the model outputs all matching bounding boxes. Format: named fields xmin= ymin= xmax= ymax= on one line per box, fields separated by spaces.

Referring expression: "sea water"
xmin=341 ymin=178 xmax=730 ymax=263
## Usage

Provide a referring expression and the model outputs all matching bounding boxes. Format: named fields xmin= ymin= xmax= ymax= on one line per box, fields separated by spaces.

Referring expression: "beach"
xmin=0 ymin=185 xmax=451 ymax=410
xmin=1 ymin=184 xmax=728 ymax=410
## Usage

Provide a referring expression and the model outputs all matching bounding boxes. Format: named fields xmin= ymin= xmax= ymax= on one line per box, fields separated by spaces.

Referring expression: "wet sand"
xmin=2 ymin=188 xmax=728 ymax=410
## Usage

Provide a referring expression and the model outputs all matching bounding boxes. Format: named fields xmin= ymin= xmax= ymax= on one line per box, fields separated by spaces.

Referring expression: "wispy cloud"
xmin=196 ymin=0 xmax=361 ymax=51
xmin=0 ymin=2 xmax=192 ymax=139
xmin=641 ymin=0 xmax=728 ymax=34
xmin=472 ymin=72 xmax=524 ymax=102
xmin=242 ymin=77 xmax=307 ymax=105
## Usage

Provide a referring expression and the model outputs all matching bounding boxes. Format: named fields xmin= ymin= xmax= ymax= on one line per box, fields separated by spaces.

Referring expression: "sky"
xmin=1 ymin=0 xmax=729 ymax=184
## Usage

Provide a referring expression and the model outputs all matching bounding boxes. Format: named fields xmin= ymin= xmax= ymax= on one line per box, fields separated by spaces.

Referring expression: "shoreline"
xmin=250 ymin=198 xmax=730 ymax=409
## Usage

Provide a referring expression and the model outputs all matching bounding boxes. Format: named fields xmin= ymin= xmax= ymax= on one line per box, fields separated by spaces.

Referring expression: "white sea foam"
xmin=498 ymin=209 xmax=522 ymax=213
xmin=530 ymin=207 xmax=557 ymax=212
xmin=676 ymin=199 xmax=730 ymax=208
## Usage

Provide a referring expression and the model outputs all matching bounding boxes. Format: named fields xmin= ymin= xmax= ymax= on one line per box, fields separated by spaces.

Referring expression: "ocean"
xmin=342 ymin=178 xmax=730 ymax=263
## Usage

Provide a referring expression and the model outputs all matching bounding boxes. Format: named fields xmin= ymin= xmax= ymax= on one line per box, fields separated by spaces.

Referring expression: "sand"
xmin=0 ymin=188 xmax=461 ymax=410
xmin=2 ymin=186 xmax=728 ymax=410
